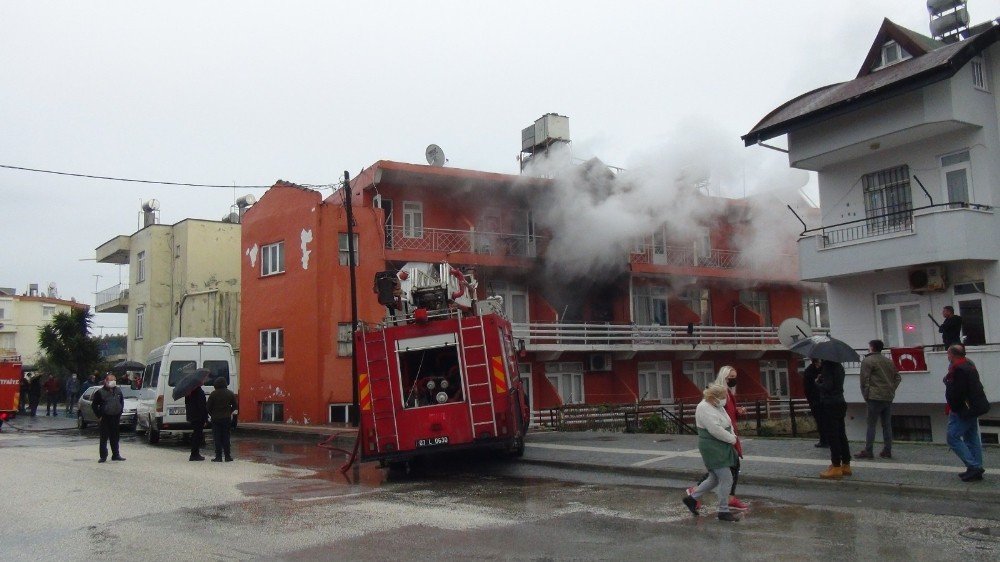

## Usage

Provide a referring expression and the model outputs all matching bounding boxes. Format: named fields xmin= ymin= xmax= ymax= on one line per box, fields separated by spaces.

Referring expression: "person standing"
xmin=19 ymin=375 xmax=29 ymax=413
xmin=185 ymin=374 xmax=208 ymax=462
xmin=43 ymin=375 xmax=60 ymax=416
xmin=818 ymin=359 xmax=852 ymax=479
xmin=944 ymin=344 xmax=990 ymax=481
xmin=682 ymin=384 xmax=740 ymax=522
xmin=802 ymin=358 xmax=826 ymax=448
xmin=855 ymin=340 xmax=901 ymax=459
xmin=91 ymin=374 xmax=126 ymax=463
xmin=65 ymin=374 xmax=80 ymax=414
xmin=939 ymin=306 xmax=963 ymax=348
xmin=206 ymin=377 xmax=238 ymax=462
xmin=27 ymin=374 xmax=41 ymax=416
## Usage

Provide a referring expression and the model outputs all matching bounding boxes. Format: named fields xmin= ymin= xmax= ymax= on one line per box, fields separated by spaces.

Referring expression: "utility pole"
xmin=344 ymin=171 xmax=360 ymax=427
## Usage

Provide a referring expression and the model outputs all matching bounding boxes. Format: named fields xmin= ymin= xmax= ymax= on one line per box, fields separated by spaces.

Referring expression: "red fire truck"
xmin=355 ymin=263 xmax=530 ymax=467
xmin=0 ymin=354 xmax=22 ymax=430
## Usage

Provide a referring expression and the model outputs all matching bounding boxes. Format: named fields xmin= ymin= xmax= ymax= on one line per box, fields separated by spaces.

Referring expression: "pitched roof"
xmin=856 ymin=19 xmax=944 ymax=77
xmin=742 ymin=19 xmax=1000 ymax=146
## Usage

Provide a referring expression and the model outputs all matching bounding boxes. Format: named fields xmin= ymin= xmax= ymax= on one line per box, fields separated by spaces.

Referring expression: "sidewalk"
xmin=1 ymin=411 xmax=78 ymax=432
xmin=520 ymin=430 xmax=1000 ymax=501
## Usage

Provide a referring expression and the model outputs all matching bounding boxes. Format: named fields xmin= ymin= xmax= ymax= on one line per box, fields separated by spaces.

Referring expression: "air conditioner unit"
xmin=589 ymin=353 xmax=612 ymax=372
xmin=909 ymin=265 xmax=948 ymax=293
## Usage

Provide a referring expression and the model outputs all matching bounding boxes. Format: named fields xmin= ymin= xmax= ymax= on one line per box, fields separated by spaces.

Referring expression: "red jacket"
xmin=724 ymin=389 xmax=743 ymax=458
xmin=43 ymin=378 xmax=60 ymax=394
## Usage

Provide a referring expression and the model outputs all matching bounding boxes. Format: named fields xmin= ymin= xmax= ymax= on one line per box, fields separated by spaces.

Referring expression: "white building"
xmin=744 ymin=18 xmax=1000 ymax=444
xmin=0 ymin=285 xmax=90 ymax=365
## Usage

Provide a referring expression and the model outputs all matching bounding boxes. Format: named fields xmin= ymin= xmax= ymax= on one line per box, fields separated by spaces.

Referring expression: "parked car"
xmin=77 ymin=385 xmax=140 ymax=430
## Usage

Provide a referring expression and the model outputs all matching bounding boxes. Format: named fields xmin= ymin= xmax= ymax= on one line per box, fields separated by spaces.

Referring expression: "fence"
xmin=512 ymin=323 xmax=795 ymax=347
xmin=384 ymin=226 xmax=541 ymax=258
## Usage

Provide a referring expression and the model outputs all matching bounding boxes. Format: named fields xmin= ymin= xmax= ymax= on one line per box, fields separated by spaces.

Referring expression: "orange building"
xmin=240 ymin=162 xmax=824 ymax=424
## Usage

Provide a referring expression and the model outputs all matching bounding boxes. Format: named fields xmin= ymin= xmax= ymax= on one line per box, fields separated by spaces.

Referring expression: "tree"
xmin=38 ymin=308 xmax=101 ymax=380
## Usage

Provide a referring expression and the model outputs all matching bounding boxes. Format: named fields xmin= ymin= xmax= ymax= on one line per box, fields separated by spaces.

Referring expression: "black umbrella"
xmin=171 ymin=368 xmax=212 ymax=400
xmin=113 ymin=360 xmax=145 ymax=372
xmin=789 ymin=335 xmax=861 ymax=363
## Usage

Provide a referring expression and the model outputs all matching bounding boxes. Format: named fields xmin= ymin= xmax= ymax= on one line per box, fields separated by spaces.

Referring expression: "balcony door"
xmin=875 ymin=292 xmax=922 ymax=347
xmin=375 ymin=196 xmax=393 ymax=249
xmin=510 ymin=210 xmax=536 ymax=257
xmin=941 ymin=150 xmax=971 ymax=206
xmin=954 ymin=281 xmax=987 ymax=345
xmin=633 ymin=284 xmax=668 ymax=326
xmin=545 ymin=362 xmax=584 ymax=405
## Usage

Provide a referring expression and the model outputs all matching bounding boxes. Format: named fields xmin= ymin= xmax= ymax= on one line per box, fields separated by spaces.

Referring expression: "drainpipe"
xmin=176 ymin=289 xmax=219 ymax=337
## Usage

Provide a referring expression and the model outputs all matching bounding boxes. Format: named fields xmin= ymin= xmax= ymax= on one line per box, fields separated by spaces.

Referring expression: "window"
xmin=329 ymin=403 xmax=351 ymax=424
xmin=941 ymin=150 xmax=971 ymax=205
xmin=141 ymin=361 xmax=161 ymax=389
xmin=760 ymin=360 xmax=789 ymax=399
xmin=338 ymin=233 xmax=359 ymax=266
xmin=260 ymin=328 xmax=284 ymax=361
xmin=683 ymin=361 xmax=715 ymax=390
xmin=403 ymin=201 xmax=423 ymax=238
xmin=0 ymin=306 xmax=5 ymax=319
xmin=203 ymin=360 xmax=230 ymax=387
xmin=694 ymin=228 xmax=711 ymax=262
xmin=803 ymin=295 xmax=829 ymax=329
xmin=42 ymin=305 xmax=55 ymax=318
xmin=637 ymin=361 xmax=672 ymax=402
xmin=261 ymin=402 xmax=284 ymax=422
xmin=972 ymin=57 xmax=988 ymax=91
xmin=891 ymin=415 xmax=932 ymax=442
xmin=136 ymin=251 xmax=146 ymax=283
xmin=863 ymin=165 xmax=912 ymax=232
xmin=261 ymin=241 xmax=285 ymax=276
xmin=633 ymin=284 xmax=668 ymax=326
xmin=876 ymin=40 xmax=909 ymax=69
xmin=876 ymin=292 xmax=922 ymax=347
xmin=679 ymin=287 xmax=711 ymax=325
xmin=167 ymin=360 xmax=198 ymax=387
xmin=0 ymin=333 xmax=14 ymax=350
xmin=337 ymin=323 xmax=353 ymax=356
xmin=739 ymin=290 xmax=771 ymax=325
xmin=135 ymin=306 xmax=144 ymax=340
xmin=491 ymin=281 xmax=529 ymax=323
xmin=545 ymin=362 xmax=584 ymax=405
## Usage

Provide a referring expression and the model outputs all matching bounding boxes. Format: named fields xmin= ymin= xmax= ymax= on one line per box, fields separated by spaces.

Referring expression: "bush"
xmin=640 ymin=414 xmax=668 ymax=434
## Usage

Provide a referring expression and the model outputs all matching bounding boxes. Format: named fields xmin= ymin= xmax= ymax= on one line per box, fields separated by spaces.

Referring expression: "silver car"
xmin=77 ymin=385 xmax=140 ymax=430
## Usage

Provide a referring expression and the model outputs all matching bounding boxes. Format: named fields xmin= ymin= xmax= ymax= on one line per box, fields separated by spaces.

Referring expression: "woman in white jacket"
xmin=682 ymin=383 xmax=740 ymax=522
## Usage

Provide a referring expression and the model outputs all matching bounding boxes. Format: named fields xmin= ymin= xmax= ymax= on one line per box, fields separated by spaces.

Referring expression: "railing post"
xmin=755 ymin=400 xmax=762 ymax=436
xmin=789 ymin=398 xmax=797 ymax=437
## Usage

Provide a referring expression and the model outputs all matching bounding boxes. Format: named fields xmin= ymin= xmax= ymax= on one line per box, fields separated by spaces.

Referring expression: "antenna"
xmin=425 ymin=144 xmax=446 ymax=167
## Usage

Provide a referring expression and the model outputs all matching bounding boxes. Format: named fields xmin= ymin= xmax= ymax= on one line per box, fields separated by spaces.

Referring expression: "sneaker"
xmin=841 ymin=464 xmax=852 ymax=476
xmin=224 ymin=457 xmax=234 ymax=462
xmin=111 ymin=456 xmax=126 ymax=461
xmin=717 ymin=512 xmax=741 ymax=522
xmin=853 ymin=450 xmax=873 ymax=459
xmin=685 ymin=487 xmax=702 ymax=509
xmin=212 ymin=458 xmax=223 ymax=462
xmin=819 ymin=465 xmax=843 ymax=479
xmin=879 ymin=450 xmax=892 ymax=459
xmin=961 ymin=467 xmax=985 ymax=482
xmin=728 ymin=497 xmax=750 ymax=511
xmin=682 ymin=495 xmax=700 ymax=516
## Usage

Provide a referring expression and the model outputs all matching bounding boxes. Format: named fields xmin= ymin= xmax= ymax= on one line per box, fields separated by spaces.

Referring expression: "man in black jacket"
xmin=802 ymin=359 xmax=827 ymax=447
xmin=944 ymin=345 xmax=989 ymax=481
xmin=184 ymin=370 xmax=209 ymax=461
xmin=939 ymin=306 xmax=963 ymax=347
xmin=206 ymin=377 xmax=238 ymax=462
xmin=91 ymin=374 xmax=125 ymax=463
xmin=818 ymin=360 xmax=852 ymax=479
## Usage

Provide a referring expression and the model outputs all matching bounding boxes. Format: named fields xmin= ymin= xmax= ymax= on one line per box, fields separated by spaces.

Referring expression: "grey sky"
xmin=3 ymin=1 xmax=997 ymax=335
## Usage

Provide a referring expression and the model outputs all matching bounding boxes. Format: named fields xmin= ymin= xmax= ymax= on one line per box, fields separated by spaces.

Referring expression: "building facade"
xmin=0 ymin=286 xmax=90 ymax=364
xmin=744 ymin=18 xmax=1000 ymax=443
xmin=95 ymin=218 xmax=242 ymax=363
xmin=240 ymin=162 xmax=823 ymax=425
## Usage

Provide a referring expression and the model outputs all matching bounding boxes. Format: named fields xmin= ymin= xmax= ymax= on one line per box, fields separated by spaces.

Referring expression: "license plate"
xmin=416 ymin=436 xmax=449 ymax=448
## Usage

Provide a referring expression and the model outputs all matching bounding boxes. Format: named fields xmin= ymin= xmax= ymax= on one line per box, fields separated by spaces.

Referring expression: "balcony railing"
xmin=511 ymin=322 xmax=827 ymax=348
xmin=629 ymin=245 xmax=785 ymax=270
xmin=96 ymin=283 xmax=129 ymax=308
xmin=385 ymin=226 xmax=541 ymax=258
xmin=806 ymin=202 xmax=993 ymax=248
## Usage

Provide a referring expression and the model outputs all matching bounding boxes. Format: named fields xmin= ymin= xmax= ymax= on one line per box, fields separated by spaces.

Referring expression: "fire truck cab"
xmin=0 ymin=354 xmax=22 ymax=429
xmin=356 ymin=263 xmax=530 ymax=465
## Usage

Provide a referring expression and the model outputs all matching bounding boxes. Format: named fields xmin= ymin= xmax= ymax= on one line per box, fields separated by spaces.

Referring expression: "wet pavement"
xmin=2 ymin=418 xmax=998 ymax=560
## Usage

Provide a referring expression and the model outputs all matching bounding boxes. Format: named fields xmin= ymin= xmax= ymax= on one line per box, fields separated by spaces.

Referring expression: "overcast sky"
xmin=3 ymin=1 xmax=998 ymax=335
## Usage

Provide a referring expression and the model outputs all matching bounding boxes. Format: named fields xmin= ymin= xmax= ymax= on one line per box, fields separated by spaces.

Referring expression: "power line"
xmin=0 ymin=163 xmax=335 ymax=190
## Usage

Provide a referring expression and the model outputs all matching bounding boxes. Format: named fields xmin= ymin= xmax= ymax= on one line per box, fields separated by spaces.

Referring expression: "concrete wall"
xmin=171 ymin=220 xmax=241 ymax=349
xmin=1 ymin=297 xmax=88 ymax=365
xmin=126 ymin=225 xmax=172 ymax=362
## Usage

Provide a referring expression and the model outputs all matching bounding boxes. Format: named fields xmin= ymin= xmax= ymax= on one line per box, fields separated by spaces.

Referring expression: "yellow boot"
xmin=841 ymin=464 xmax=852 ymax=476
xmin=819 ymin=465 xmax=843 ymax=479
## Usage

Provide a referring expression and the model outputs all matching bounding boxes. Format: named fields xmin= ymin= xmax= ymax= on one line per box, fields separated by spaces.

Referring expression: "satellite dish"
xmin=425 ymin=144 xmax=446 ymax=167
xmin=778 ymin=318 xmax=814 ymax=348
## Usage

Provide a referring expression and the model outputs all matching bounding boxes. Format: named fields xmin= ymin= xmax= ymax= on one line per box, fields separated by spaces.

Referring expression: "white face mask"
xmin=718 ymin=398 xmax=727 ymax=408
xmin=107 ymin=380 xmax=117 ymax=388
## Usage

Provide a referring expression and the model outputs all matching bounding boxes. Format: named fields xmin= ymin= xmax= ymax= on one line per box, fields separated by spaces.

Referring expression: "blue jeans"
xmin=947 ymin=413 xmax=983 ymax=469
xmin=863 ymin=400 xmax=893 ymax=454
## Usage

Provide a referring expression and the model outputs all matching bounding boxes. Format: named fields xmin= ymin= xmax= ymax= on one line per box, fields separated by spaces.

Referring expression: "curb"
xmin=518 ymin=457 xmax=1000 ymax=504
xmin=236 ymin=424 xmax=358 ymax=442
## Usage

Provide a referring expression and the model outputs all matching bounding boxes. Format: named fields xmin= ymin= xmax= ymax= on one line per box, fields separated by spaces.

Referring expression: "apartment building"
xmin=744 ymin=17 xmax=1000 ymax=443
xmin=240 ymin=160 xmax=823 ymax=425
xmin=0 ymin=285 xmax=89 ymax=364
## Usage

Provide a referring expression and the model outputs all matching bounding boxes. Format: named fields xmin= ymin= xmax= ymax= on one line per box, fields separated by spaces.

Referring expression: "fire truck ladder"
xmin=458 ymin=316 xmax=498 ymax=438
xmin=361 ymin=330 xmax=400 ymax=452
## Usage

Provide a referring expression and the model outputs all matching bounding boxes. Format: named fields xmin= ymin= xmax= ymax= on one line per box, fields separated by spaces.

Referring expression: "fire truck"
xmin=355 ymin=262 xmax=530 ymax=467
xmin=0 ymin=354 xmax=22 ymax=430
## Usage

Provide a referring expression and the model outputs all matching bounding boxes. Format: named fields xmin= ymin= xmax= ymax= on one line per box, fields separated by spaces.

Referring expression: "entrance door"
xmin=519 ymin=363 xmax=533 ymax=418
xmin=955 ymin=282 xmax=987 ymax=345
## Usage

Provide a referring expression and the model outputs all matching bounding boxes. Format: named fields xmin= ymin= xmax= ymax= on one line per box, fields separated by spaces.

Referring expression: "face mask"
xmin=727 ymin=379 xmax=737 ymax=388
xmin=107 ymin=381 xmax=117 ymax=388
xmin=718 ymin=398 xmax=727 ymax=408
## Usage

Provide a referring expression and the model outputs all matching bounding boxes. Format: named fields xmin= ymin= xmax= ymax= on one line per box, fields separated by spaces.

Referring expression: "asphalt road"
xmin=2 ymin=427 xmax=998 ymax=561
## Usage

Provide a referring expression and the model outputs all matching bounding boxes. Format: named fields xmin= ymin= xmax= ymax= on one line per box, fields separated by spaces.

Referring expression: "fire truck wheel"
xmin=147 ymin=423 xmax=160 ymax=445
xmin=510 ymin=435 xmax=525 ymax=458
xmin=76 ymin=412 xmax=87 ymax=430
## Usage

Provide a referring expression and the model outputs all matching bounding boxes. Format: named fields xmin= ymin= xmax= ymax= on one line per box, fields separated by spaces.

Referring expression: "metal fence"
xmin=511 ymin=323 xmax=811 ymax=347
xmin=95 ymin=283 xmax=129 ymax=308
xmin=384 ymin=226 xmax=541 ymax=258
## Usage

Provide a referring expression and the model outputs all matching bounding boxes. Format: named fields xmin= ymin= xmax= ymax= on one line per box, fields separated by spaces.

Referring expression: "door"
xmin=377 ymin=197 xmax=393 ymax=249
xmin=956 ymin=297 xmax=986 ymax=345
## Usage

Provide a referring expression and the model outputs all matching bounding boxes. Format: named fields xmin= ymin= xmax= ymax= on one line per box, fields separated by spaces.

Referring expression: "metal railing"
xmin=96 ymin=283 xmax=129 ymax=308
xmin=385 ymin=226 xmax=542 ymax=258
xmin=511 ymin=322 xmax=809 ymax=347
xmin=630 ymin=245 xmax=794 ymax=270
xmin=804 ymin=202 xmax=993 ymax=248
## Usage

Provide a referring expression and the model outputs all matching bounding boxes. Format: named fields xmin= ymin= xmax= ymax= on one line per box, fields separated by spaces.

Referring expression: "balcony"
xmin=511 ymin=322 xmax=815 ymax=353
xmin=96 ymin=235 xmax=131 ymax=264
xmin=629 ymin=245 xmax=797 ymax=280
xmin=799 ymin=203 xmax=997 ymax=281
xmin=95 ymin=283 xmax=129 ymax=313
xmin=384 ymin=226 xmax=542 ymax=262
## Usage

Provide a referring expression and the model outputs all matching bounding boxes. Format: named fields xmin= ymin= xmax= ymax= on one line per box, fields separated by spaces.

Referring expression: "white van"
xmin=136 ymin=337 xmax=238 ymax=444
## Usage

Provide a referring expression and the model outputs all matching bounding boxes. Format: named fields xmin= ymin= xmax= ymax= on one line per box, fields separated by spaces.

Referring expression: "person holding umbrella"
xmin=206 ymin=376 xmax=238 ymax=462
xmin=183 ymin=369 xmax=210 ymax=461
